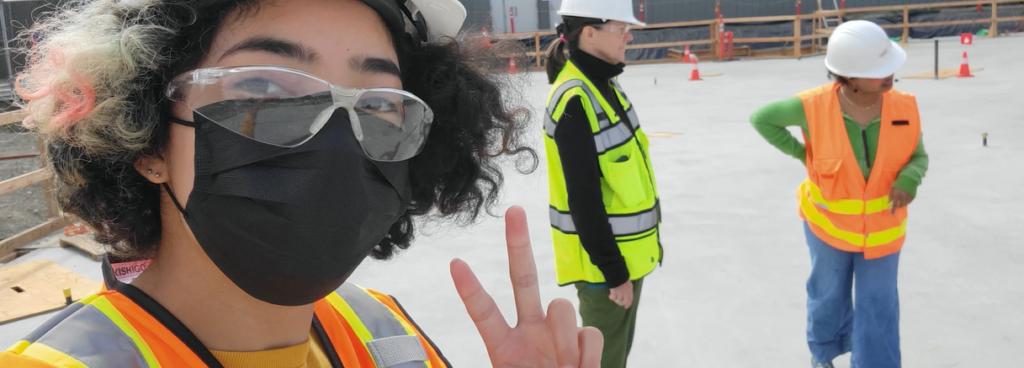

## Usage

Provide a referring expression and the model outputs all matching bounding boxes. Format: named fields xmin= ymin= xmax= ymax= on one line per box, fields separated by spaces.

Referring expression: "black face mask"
xmin=166 ymin=110 xmax=410 ymax=306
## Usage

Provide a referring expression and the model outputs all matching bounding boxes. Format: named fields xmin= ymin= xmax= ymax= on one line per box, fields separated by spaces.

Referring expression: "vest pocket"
xmin=604 ymin=144 xmax=650 ymax=209
xmin=812 ymin=157 xmax=844 ymax=200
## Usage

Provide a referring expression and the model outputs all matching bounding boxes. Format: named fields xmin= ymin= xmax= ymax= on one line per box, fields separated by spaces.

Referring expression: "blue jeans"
xmin=804 ymin=222 xmax=901 ymax=368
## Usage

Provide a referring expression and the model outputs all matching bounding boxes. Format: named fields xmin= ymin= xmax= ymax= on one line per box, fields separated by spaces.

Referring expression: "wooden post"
xmin=793 ymin=16 xmax=802 ymax=58
xmin=990 ymin=1 xmax=998 ymax=37
xmin=902 ymin=6 xmax=910 ymax=43
xmin=710 ymin=21 xmax=720 ymax=60
xmin=534 ymin=33 xmax=541 ymax=68
xmin=812 ymin=16 xmax=818 ymax=52
xmin=37 ymin=136 xmax=58 ymax=218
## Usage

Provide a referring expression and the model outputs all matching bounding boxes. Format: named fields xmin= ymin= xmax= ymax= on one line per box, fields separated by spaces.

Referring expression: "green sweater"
xmin=750 ymin=97 xmax=929 ymax=197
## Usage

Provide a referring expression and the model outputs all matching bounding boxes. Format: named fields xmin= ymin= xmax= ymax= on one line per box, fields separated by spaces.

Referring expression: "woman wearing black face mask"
xmin=2 ymin=0 xmax=603 ymax=367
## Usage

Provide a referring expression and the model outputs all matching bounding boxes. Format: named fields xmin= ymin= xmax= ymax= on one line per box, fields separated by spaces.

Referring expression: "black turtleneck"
xmin=571 ymin=50 xmax=628 ymax=119
xmin=552 ymin=50 xmax=633 ymax=288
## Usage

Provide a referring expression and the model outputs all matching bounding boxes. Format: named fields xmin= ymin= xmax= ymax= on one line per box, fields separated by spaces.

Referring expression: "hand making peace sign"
xmin=451 ymin=206 xmax=604 ymax=368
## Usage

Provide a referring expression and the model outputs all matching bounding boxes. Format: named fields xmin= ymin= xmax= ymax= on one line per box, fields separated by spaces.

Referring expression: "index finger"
xmin=889 ymin=191 xmax=898 ymax=215
xmin=505 ymin=205 xmax=545 ymax=324
xmin=451 ymin=259 xmax=511 ymax=348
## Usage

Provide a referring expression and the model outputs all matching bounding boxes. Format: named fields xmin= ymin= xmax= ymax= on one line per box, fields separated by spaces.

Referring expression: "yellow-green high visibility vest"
xmin=544 ymin=60 xmax=661 ymax=286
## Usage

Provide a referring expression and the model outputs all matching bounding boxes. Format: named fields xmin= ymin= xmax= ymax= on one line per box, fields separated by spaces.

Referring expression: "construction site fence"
xmin=0 ymin=110 xmax=64 ymax=263
xmin=491 ymin=0 xmax=1024 ymax=69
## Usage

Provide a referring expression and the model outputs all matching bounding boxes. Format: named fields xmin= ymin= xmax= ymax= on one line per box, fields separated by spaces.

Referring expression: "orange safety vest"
xmin=2 ymin=258 xmax=450 ymax=368
xmin=796 ymin=83 xmax=920 ymax=260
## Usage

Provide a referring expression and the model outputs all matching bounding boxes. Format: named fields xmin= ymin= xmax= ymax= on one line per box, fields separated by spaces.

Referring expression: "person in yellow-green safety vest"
xmin=750 ymin=20 xmax=929 ymax=368
xmin=0 ymin=0 xmax=607 ymax=367
xmin=543 ymin=0 xmax=661 ymax=367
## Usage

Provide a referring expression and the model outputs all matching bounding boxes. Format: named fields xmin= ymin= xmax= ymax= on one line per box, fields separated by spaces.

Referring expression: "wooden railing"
xmin=0 ymin=109 xmax=65 ymax=263
xmin=492 ymin=0 xmax=1024 ymax=67
xmin=816 ymin=0 xmax=1023 ymax=42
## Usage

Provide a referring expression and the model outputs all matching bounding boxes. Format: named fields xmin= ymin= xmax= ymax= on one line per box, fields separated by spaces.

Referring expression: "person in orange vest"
xmin=750 ymin=20 xmax=929 ymax=368
xmin=0 ymin=0 xmax=603 ymax=367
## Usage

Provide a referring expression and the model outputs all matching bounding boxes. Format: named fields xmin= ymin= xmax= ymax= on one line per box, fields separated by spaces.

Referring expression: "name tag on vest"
xmin=892 ymin=120 xmax=910 ymax=125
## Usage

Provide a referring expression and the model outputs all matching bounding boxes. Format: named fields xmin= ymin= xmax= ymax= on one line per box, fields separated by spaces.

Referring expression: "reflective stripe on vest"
xmin=544 ymin=80 xmax=610 ymax=137
xmin=805 ymin=179 xmax=894 ymax=215
xmin=549 ymin=205 xmax=658 ymax=236
xmin=7 ymin=285 xmax=434 ymax=368
xmin=608 ymin=79 xmax=641 ymax=139
xmin=592 ymin=114 xmax=640 ymax=154
xmin=798 ymin=181 xmax=909 ymax=248
xmin=333 ymin=283 xmax=429 ymax=368
xmin=10 ymin=295 xmax=159 ymax=368
xmin=546 ymin=81 xmax=639 ymax=154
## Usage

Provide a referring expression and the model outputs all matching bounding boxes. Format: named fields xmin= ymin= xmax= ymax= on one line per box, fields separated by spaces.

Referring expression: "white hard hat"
xmin=557 ymin=0 xmax=646 ymax=26
xmin=824 ymin=20 xmax=906 ymax=78
xmin=362 ymin=0 xmax=468 ymax=42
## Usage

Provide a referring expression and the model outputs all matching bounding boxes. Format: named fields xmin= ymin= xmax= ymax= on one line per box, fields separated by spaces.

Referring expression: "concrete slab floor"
xmin=1 ymin=34 xmax=1021 ymax=366
xmin=348 ymin=34 xmax=1024 ymax=367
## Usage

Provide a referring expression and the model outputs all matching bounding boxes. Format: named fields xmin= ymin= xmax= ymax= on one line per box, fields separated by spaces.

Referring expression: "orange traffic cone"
xmin=957 ymin=51 xmax=973 ymax=78
xmin=681 ymin=45 xmax=691 ymax=63
xmin=482 ymin=27 xmax=492 ymax=47
xmin=688 ymin=55 xmax=701 ymax=81
xmin=508 ymin=57 xmax=517 ymax=74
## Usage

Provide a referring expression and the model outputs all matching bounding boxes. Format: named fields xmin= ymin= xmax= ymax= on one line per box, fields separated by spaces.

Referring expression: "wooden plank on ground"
xmin=0 ymin=110 xmax=27 ymax=127
xmin=667 ymin=49 xmax=719 ymax=60
xmin=0 ymin=169 xmax=50 ymax=197
xmin=0 ymin=217 xmax=68 ymax=260
xmin=648 ymin=132 xmax=683 ymax=138
xmin=902 ymin=67 xmax=984 ymax=79
xmin=59 ymin=235 xmax=108 ymax=262
xmin=0 ymin=259 xmax=101 ymax=325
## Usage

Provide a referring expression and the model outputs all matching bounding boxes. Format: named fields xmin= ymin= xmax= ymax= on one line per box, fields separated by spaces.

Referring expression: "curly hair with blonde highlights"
xmin=16 ymin=0 xmax=536 ymax=259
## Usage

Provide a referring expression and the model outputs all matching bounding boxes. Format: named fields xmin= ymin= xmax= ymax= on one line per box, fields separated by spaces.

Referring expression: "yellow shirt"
xmin=210 ymin=329 xmax=331 ymax=368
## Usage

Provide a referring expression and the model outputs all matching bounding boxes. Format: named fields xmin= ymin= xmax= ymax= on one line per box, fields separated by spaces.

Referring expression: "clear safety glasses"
xmin=599 ymin=23 xmax=631 ymax=38
xmin=166 ymin=66 xmax=434 ymax=162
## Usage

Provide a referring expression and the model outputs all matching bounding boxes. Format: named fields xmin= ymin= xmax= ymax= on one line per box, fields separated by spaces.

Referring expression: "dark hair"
xmin=546 ymin=16 xmax=604 ymax=84
xmin=827 ymin=71 xmax=860 ymax=92
xmin=16 ymin=0 xmax=536 ymax=260
xmin=828 ymin=71 xmax=852 ymax=85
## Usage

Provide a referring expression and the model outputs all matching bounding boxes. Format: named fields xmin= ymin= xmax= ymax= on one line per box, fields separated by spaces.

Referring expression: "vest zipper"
xmin=608 ymin=84 xmax=656 ymax=199
xmin=617 ymin=95 xmax=656 ymax=210
xmin=616 ymin=86 xmax=662 ymax=260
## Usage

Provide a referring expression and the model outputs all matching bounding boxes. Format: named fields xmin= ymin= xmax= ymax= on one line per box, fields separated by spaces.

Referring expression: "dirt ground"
xmin=0 ymin=125 xmax=48 ymax=240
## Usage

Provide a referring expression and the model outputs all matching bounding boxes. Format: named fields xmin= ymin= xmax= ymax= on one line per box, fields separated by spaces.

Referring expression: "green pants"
xmin=575 ymin=278 xmax=644 ymax=368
